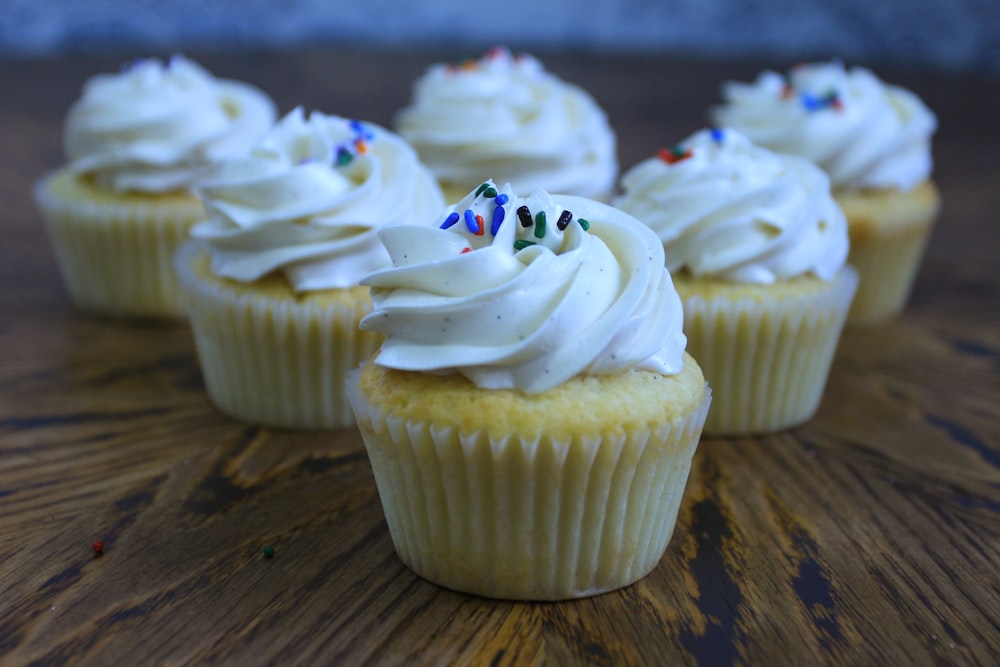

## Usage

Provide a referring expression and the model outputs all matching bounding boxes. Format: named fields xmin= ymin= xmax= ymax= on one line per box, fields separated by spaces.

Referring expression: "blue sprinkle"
xmin=494 ymin=193 xmax=509 ymax=206
xmin=349 ymin=119 xmax=374 ymax=140
xmin=441 ymin=212 xmax=460 ymax=229
xmin=710 ymin=128 xmax=724 ymax=143
xmin=464 ymin=209 xmax=479 ymax=234
xmin=491 ymin=204 xmax=505 ymax=235
xmin=801 ymin=93 xmax=824 ymax=111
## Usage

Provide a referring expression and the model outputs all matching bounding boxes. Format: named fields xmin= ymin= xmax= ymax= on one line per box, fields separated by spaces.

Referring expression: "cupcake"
xmin=33 ymin=55 xmax=276 ymax=318
xmin=615 ymin=129 xmax=857 ymax=435
xmin=174 ymin=108 xmax=444 ymax=429
xmin=394 ymin=46 xmax=618 ymax=203
xmin=711 ymin=61 xmax=940 ymax=324
xmin=347 ymin=181 xmax=710 ymax=600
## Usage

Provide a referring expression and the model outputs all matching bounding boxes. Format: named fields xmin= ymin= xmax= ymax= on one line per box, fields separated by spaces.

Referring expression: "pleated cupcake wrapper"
xmin=682 ymin=266 xmax=858 ymax=436
xmin=175 ymin=242 xmax=379 ymax=430
xmin=847 ymin=217 xmax=935 ymax=326
xmin=347 ymin=368 xmax=711 ymax=601
xmin=33 ymin=173 xmax=203 ymax=318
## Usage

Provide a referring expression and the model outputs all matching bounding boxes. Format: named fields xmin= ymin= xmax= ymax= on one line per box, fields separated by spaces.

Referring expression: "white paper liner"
xmin=682 ymin=266 xmax=858 ymax=436
xmin=347 ymin=366 xmax=711 ymax=600
xmin=846 ymin=218 xmax=935 ymax=326
xmin=175 ymin=241 xmax=379 ymax=430
xmin=33 ymin=171 xmax=203 ymax=318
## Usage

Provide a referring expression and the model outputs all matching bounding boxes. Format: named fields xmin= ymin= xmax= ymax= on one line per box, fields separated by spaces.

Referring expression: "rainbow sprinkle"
xmin=783 ymin=83 xmax=844 ymax=113
xmin=439 ymin=183 xmax=510 ymax=242
xmin=332 ymin=120 xmax=375 ymax=167
xmin=438 ymin=184 xmax=590 ymax=255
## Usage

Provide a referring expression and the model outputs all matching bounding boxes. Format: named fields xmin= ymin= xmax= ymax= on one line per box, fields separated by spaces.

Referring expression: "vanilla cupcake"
xmin=394 ymin=47 xmax=618 ymax=203
xmin=33 ymin=55 xmax=276 ymax=318
xmin=712 ymin=62 xmax=940 ymax=324
xmin=615 ymin=129 xmax=857 ymax=435
xmin=347 ymin=181 xmax=710 ymax=600
xmin=175 ymin=108 xmax=444 ymax=429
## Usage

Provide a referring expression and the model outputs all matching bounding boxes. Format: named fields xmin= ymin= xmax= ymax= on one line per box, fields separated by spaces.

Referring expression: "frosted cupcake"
xmin=394 ymin=47 xmax=617 ymax=203
xmin=175 ymin=108 xmax=444 ymax=429
xmin=347 ymin=181 xmax=710 ymax=600
xmin=33 ymin=55 xmax=276 ymax=317
xmin=615 ymin=129 xmax=857 ymax=435
xmin=712 ymin=62 xmax=940 ymax=324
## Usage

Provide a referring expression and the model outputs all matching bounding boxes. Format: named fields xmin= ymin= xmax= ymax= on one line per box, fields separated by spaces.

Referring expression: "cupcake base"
xmin=175 ymin=242 xmax=380 ymax=430
xmin=33 ymin=168 xmax=206 ymax=318
xmin=676 ymin=267 xmax=857 ymax=436
xmin=836 ymin=180 xmax=941 ymax=326
xmin=347 ymin=355 xmax=710 ymax=600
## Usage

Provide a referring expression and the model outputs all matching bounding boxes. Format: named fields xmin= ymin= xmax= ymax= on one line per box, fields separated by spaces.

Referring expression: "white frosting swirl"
xmin=190 ymin=108 xmax=445 ymax=291
xmin=614 ymin=129 xmax=848 ymax=283
xmin=711 ymin=62 xmax=936 ymax=191
xmin=65 ymin=55 xmax=276 ymax=193
xmin=394 ymin=47 xmax=618 ymax=200
xmin=360 ymin=181 xmax=686 ymax=394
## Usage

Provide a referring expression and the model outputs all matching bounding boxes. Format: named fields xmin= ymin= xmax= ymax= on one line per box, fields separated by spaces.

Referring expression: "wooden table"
xmin=2 ymin=50 xmax=998 ymax=666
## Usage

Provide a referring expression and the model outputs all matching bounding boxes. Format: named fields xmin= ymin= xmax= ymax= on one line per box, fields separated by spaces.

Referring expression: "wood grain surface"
xmin=1 ymin=50 xmax=998 ymax=666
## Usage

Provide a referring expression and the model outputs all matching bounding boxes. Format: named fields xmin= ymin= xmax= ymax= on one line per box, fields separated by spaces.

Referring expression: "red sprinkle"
xmin=474 ymin=215 xmax=485 ymax=236
xmin=92 ymin=540 xmax=104 ymax=556
xmin=461 ymin=247 xmax=472 ymax=254
xmin=354 ymin=139 xmax=368 ymax=154
xmin=658 ymin=147 xmax=692 ymax=165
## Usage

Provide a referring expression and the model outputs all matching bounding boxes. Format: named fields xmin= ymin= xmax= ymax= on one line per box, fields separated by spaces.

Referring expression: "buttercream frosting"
xmin=394 ymin=47 xmax=618 ymax=200
xmin=360 ymin=181 xmax=686 ymax=394
xmin=711 ymin=61 xmax=936 ymax=191
xmin=614 ymin=128 xmax=848 ymax=283
xmin=65 ymin=55 xmax=276 ymax=193
xmin=190 ymin=108 xmax=445 ymax=291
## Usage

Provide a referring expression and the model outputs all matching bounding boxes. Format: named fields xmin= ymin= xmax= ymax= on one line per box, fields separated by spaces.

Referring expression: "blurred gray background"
xmin=1 ymin=0 xmax=998 ymax=76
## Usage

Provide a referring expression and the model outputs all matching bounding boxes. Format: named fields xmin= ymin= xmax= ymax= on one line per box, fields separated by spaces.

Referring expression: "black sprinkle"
xmin=557 ymin=210 xmax=573 ymax=230
xmin=517 ymin=205 xmax=533 ymax=227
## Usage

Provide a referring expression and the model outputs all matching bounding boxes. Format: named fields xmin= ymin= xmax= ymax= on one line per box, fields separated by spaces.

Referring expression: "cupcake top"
xmin=359 ymin=180 xmax=686 ymax=394
xmin=614 ymin=128 xmax=848 ymax=284
xmin=394 ymin=47 xmax=618 ymax=200
xmin=710 ymin=61 xmax=936 ymax=192
xmin=64 ymin=55 xmax=276 ymax=193
xmin=190 ymin=108 xmax=445 ymax=291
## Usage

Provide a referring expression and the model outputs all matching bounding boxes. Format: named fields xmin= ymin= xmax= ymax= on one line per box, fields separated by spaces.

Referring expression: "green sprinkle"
xmin=336 ymin=148 xmax=353 ymax=166
xmin=514 ymin=239 xmax=536 ymax=251
xmin=483 ymin=187 xmax=498 ymax=199
xmin=671 ymin=145 xmax=687 ymax=158
xmin=476 ymin=182 xmax=490 ymax=196
xmin=534 ymin=211 xmax=546 ymax=239
xmin=262 ymin=545 xmax=275 ymax=558
xmin=578 ymin=218 xmax=590 ymax=231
